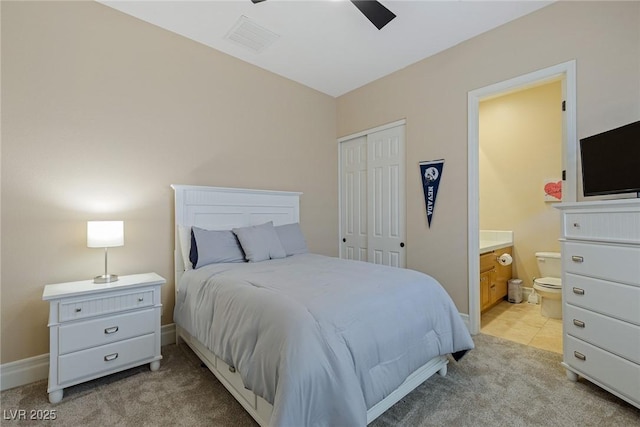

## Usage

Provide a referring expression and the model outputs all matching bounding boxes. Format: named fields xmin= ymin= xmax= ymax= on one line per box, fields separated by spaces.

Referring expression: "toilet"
xmin=533 ymin=252 xmax=562 ymax=319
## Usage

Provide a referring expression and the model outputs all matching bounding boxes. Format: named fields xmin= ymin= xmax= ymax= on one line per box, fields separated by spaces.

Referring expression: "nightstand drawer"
xmin=59 ymin=309 xmax=156 ymax=354
xmin=565 ymin=305 xmax=640 ymax=364
xmin=59 ymin=289 xmax=154 ymax=322
xmin=58 ymin=333 xmax=155 ymax=384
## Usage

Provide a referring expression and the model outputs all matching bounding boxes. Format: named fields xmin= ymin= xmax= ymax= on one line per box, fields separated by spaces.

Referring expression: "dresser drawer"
xmin=564 ymin=273 xmax=640 ymax=325
xmin=217 ymin=358 xmax=256 ymax=409
xmin=59 ymin=309 xmax=156 ymax=354
xmin=58 ymin=333 xmax=155 ymax=384
xmin=565 ymin=305 xmax=640 ymax=364
xmin=564 ymin=335 xmax=640 ymax=405
xmin=59 ymin=289 xmax=155 ymax=322
xmin=563 ymin=241 xmax=640 ymax=285
xmin=564 ymin=211 xmax=640 ymax=243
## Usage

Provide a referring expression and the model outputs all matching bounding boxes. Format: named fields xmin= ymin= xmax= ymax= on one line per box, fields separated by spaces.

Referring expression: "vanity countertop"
xmin=480 ymin=230 xmax=513 ymax=254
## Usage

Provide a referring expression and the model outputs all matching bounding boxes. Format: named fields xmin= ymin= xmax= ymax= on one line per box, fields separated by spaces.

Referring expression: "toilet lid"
xmin=535 ymin=277 xmax=562 ymax=289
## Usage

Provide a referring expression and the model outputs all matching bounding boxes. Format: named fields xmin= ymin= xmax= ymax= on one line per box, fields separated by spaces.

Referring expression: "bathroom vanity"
xmin=480 ymin=231 xmax=514 ymax=312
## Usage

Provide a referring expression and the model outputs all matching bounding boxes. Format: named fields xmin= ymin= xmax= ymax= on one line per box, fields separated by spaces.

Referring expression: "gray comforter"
xmin=174 ymin=254 xmax=474 ymax=427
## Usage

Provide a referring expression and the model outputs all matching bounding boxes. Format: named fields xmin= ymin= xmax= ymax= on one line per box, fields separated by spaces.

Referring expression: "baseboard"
xmin=459 ymin=312 xmax=470 ymax=332
xmin=161 ymin=322 xmax=176 ymax=346
xmin=0 ymin=323 xmax=177 ymax=392
xmin=0 ymin=353 xmax=49 ymax=392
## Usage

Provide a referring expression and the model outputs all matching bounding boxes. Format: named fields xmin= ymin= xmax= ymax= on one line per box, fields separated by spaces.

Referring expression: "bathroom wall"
xmin=479 ymin=81 xmax=562 ymax=287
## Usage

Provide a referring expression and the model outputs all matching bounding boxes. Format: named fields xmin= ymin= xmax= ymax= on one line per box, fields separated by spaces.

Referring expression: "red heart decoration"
xmin=544 ymin=181 xmax=562 ymax=200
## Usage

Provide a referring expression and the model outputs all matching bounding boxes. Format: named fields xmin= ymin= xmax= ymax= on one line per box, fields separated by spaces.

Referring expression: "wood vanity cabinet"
xmin=480 ymin=247 xmax=513 ymax=312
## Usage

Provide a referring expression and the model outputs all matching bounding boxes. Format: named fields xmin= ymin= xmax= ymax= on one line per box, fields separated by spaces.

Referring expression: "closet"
xmin=339 ymin=122 xmax=406 ymax=268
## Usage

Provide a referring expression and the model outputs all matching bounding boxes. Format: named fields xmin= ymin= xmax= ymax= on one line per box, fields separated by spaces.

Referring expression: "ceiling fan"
xmin=250 ymin=0 xmax=396 ymax=30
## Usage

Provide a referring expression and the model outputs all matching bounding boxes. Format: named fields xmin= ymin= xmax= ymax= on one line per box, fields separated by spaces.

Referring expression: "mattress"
xmin=174 ymin=253 xmax=474 ymax=427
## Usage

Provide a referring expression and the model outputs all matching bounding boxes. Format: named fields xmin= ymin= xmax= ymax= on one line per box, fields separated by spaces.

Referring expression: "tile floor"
xmin=481 ymin=299 xmax=563 ymax=354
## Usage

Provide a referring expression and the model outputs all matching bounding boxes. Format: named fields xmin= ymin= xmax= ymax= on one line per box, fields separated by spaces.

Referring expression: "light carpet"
xmin=2 ymin=334 xmax=638 ymax=426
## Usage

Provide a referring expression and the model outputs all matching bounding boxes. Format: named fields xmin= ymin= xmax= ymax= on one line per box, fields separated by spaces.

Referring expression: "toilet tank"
xmin=535 ymin=252 xmax=562 ymax=278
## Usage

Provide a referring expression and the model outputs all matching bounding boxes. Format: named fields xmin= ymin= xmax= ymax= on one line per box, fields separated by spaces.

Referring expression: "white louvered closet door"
xmin=339 ymin=124 xmax=406 ymax=268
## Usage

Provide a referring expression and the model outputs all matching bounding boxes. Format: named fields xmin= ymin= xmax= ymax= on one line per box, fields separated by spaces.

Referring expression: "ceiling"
xmin=99 ymin=1 xmax=553 ymax=97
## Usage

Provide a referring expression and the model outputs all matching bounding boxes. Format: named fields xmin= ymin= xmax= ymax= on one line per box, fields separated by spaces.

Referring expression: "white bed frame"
xmin=171 ymin=185 xmax=449 ymax=426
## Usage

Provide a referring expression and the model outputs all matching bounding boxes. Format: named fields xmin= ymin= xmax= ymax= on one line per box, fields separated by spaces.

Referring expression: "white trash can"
xmin=508 ymin=279 xmax=523 ymax=304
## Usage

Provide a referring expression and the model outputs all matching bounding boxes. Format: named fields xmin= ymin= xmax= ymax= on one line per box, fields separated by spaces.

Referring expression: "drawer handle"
xmin=572 ymin=222 xmax=580 ymax=228
xmin=571 ymin=255 xmax=584 ymax=263
xmin=573 ymin=351 xmax=586 ymax=361
xmin=229 ymin=365 xmax=236 ymax=373
xmin=104 ymin=326 xmax=119 ymax=334
xmin=75 ymin=308 xmax=82 ymax=313
xmin=104 ymin=353 xmax=119 ymax=362
xmin=138 ymin=297 xmax=144 ymax=302
xmin=572 ymin=287 xmax=585 ymax=295
xmin=572 ymin=319 xmax=585 ymax=328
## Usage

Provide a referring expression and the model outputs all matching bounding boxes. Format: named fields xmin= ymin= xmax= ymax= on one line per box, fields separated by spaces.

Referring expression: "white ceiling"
xmin=100 ymin=0 xmax=553 ymax=97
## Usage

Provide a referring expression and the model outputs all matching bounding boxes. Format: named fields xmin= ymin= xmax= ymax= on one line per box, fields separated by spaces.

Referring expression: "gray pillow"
xmin=275 ymin=223 xmax=308 ymax=256
xmin=190 ymin=227 xmax=246 ymax=269
xmin=233 ymin=222 xmax=286 ymax=262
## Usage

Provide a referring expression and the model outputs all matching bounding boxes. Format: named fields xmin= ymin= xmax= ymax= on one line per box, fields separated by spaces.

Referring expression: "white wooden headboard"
xmin=171 ymin=185 xmax=302 ymax=287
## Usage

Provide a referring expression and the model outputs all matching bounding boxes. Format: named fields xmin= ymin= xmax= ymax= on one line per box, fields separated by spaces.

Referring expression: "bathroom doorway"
xmin=467 ymin=61 xmax=577 ymax=338
xmin=478 ymin=80 xmax=563 ymax=352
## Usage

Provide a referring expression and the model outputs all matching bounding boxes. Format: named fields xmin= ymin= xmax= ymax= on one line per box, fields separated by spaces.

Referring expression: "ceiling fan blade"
xmin=350 ymin=1 xmax=396 ymax=30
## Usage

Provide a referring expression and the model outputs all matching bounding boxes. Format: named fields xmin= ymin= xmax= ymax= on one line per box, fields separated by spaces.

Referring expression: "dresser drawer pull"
xmin=571 ymin=255 xmax=584 ymax=263
xmin=104 ymin=353 xmax=119 ymax=362
xmin=229 ymin=365 xmax=236 ymax=373
xmin=572 ymin=319 xmax=585 ymax=328
xmin=573 ymin=351 xmax=586 ymax=361
xmin=572 ymin=222 xmax=580 ymax=228
xmin=572 ymin=287 xmax=585 ymax=295
xmin=138 ymin=297 xmax=144 ymax=302
xmin=75 ymin=308 xmax=82 ymax=313
xmin=104 ymin=326 xmax=119 ymax=335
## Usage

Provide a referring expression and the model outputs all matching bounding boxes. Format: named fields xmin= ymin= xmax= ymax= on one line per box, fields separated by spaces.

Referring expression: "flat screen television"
xmin=580 ymin=120 xmax=640 ymax=197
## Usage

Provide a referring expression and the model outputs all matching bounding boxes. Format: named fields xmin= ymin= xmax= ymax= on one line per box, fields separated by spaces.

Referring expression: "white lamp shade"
xmin=87 ymin=221 xmax=124 ymax=248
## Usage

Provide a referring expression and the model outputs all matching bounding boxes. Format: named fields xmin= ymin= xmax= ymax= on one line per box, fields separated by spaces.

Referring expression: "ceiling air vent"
xmin=225 ymin=15 xmax=280 ymax=53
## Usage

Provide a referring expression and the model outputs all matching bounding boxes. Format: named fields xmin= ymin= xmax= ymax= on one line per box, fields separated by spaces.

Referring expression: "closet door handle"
xmin=400 ymin=242 xmax=405 ymax=248
xmin=342 ymin=238 xmax=346 ymax=243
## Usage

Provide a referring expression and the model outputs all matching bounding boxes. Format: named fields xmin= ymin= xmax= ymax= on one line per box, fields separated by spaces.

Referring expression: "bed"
xmin=171 ymin=185 xmax=474 ymax=427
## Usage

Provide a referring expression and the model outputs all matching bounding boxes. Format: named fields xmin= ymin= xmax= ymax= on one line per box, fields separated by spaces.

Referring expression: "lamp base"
xmin=94 ymin=274 xmax=118 ymax=284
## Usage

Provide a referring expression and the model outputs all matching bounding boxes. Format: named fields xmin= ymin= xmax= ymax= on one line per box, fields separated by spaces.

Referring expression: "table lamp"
xmin=87 ymin=220 xmax=124 ymax=283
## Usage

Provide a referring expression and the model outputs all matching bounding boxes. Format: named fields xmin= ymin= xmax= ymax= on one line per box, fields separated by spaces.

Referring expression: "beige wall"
xmin=2 ymin=1 xmax=640 ymax=366
xmin=1 ymin=1 xmax=337 ymax=363
xmin=337 ymin=1 xmax=640 ymax=312
xmin=479 ymin=81 xmax=562 ymax=287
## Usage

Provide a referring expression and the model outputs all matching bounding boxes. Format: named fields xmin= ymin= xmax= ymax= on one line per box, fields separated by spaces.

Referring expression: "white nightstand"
xmin=42 ymin=272 xmax=165 ymax=404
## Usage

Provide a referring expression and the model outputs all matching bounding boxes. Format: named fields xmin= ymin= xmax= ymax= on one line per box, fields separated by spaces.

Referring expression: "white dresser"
xmin=556 ymin=199 xmax=640 ymax=409
xmin=42 ymin=272 xmax=165 ymax=404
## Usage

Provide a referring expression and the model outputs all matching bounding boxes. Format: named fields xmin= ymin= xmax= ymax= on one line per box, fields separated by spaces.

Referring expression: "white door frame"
xmin=338 ymin=119 xmax=406 ymax=258
xmin=467 ymin=61 xmax=577 ymax=334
